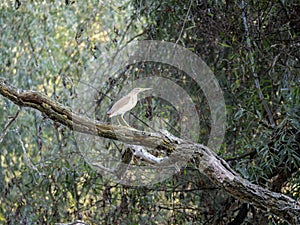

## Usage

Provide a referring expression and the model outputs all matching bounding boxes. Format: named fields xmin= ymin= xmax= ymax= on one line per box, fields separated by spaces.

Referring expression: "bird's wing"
xmin=107 ymin=95 xmax=131 ymax=117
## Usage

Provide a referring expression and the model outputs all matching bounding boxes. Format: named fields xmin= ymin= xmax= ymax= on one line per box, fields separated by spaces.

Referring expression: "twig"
xmin=55 ymin=220 xmax=89 ymax=225
xmin=176 ymin=0 xmax=193 ymax=45
xmin=240 ymin=0 xmax=275 ymax=126
xmin=0 ymin=109 xmax=20 ymax=144
xmin=225 ymin=150 xmax=256 ymax=162
xmin=17 ymin=131 xmax=41 ymax=175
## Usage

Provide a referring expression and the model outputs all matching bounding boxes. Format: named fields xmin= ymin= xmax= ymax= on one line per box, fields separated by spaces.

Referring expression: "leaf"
xmin=218 ymin=42 xmax=232 ymax=48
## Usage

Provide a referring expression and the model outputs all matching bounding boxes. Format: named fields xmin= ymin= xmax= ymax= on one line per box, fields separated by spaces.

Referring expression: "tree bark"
xmin=0 ymin=78 xmax=299 ymax=224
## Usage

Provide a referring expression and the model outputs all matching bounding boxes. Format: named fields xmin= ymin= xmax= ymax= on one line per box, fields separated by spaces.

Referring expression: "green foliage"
xmin=0 ymin=0 xmax=299 ymax=224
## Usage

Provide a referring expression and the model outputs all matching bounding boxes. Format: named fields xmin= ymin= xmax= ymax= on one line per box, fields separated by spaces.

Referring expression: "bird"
xmin=107 ymin=88 xmax=152 ymax=126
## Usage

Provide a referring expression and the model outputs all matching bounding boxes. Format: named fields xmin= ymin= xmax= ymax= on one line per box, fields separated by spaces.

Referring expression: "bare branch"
xmin=17 ymin=131 xmax=41 ymax=175
xmin=0 ymin=78 xmax=299 ymax=224
xmin=0 ymin=109 xmax=20 ymax=144
xmin=240 ymin=0 xmax=275 ymax=126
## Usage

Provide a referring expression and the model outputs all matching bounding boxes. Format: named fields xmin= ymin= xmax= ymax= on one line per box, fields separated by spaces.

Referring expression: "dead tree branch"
xmin=0 ymin=78 xmax=299 ymax=224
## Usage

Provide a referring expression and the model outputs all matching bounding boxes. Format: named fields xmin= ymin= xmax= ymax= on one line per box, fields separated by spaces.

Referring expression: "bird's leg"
xmin=121 ymin=114 xmax=131 ymax=127
xmin=116 ymin=117 xmax=122 ymax=126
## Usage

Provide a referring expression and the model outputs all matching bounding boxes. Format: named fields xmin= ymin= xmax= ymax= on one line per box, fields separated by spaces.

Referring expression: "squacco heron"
xmin=107 ymin=88 xmax=152 ymax=126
